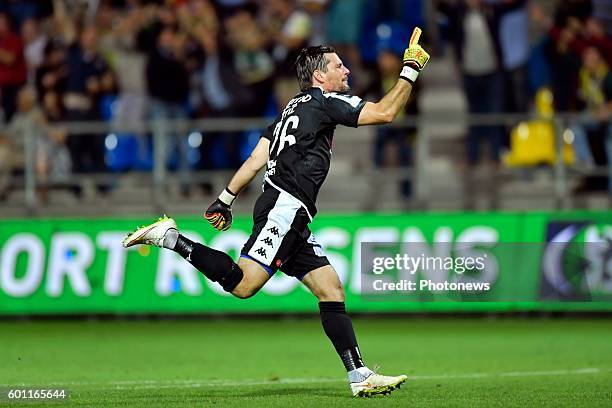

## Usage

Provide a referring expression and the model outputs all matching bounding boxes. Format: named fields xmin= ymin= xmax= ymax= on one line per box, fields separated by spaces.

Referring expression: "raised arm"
xmin=204 ymin=137 xmax=270 ymax=231
xmin=53 ymin=0 xmax=77 ymax=45
xmin=358 ymin=27 xmax=429 ymax=126
xmin=358 ymin=81 xmax=413 ymax=125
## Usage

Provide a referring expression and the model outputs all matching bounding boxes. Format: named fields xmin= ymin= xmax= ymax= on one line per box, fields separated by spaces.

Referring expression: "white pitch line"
xmin=410 ymin=368 xmax=601 ymax=381
xmin=111 ymin=378 xmax=342 ymax=390
xmin=2 ymin=368 xmax=602 ymax=389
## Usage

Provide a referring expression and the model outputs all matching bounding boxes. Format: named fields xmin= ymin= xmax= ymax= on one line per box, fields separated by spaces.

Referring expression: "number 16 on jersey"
xmin=270 ymin=115 xmax=300 ymax=156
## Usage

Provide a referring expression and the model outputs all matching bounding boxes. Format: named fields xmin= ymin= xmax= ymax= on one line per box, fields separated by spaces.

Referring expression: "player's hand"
xmin=400 ymin=27 xmax=430 ymax=83
xmin=204 ymin=188 xmax=236 ymax=231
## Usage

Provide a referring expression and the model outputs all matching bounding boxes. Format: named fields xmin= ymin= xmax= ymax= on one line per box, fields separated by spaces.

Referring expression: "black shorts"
xmin=241 ymin=186 xmax=330 ymax=280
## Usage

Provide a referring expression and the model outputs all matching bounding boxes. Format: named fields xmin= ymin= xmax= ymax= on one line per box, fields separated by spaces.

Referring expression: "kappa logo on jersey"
xmin=254 ymin=248 xmax=267 ymax=257
xmin=267 ymin=226 xmax=280 ymax=236
xmin=261 ymin=237 xmax=273 ymax=247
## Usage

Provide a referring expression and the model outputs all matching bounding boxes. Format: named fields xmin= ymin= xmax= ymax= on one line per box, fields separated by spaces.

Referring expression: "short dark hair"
xmin=295 ymin=45 xmax=336 ymax=91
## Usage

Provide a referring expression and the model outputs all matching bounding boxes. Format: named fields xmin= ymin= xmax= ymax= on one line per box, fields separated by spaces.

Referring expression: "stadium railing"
xmin=4 ymin=112 xmax=610 ymax=215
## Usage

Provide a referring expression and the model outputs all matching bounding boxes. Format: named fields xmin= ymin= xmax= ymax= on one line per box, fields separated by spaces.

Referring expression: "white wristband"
xmin=399 ymin=65 xmax=419 ymax=83
xmin=218 ymin=188 xmax=236 ymax=206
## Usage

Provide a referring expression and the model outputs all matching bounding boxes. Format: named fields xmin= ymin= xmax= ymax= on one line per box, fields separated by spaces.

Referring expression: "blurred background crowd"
xmin=0 ymin=0 xmax=610 ymax=208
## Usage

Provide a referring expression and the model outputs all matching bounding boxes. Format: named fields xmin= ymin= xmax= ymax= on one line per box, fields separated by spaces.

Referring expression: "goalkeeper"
xmin=124 ymin=27 xmax=429 ymax=397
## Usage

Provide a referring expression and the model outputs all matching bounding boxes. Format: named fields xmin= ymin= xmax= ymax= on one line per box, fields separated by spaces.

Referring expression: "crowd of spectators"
xmin=439 ymin=0 xmax=611 ymax=200
xmin=0 ymin=0 xmax=423 ymax=200
xmin=0 ymin=0 xmax=610 ymax=203
xmin=533 ymin=0 xmax=612 ymax=193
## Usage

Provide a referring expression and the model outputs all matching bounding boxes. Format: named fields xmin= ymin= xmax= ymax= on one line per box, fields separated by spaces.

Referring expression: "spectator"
xmin=441 ymin=0 xmax=505 ymax=208
xmin=193 ymin=13 xmax=255 ymax=172
xmin=0 ymin=86 xmax=47 ymax=200
xmin=264 ymin=0 xmax=312 ymax=108
xmin=0 ymin=12 xmax=27 ymax=122
xmin=35 ymin=41 xmax=67 ymax=113
xmin=570 ymin=46 xmax=612 ymax=192
xmin=63 ymin=24 xmax=115 ymax=191
xmin=545 ymin=2 xmax=591 ymax=112
xmin=101 ymin=2 xmax=150 ymax=163
xmin=21 ymin=17 xmax=47 ymax=84
xmin=366 ymin=22 xmax=419 ymax=203
xmin=494 ymin=0 xmax=530 ymax=113
xmin=326 ymin=0 xmax=366 ymax=91
xmin=442 ymin=0 xmax=505 ymax=166
xmin=301 ymin=0 xmax=329 ymax=47
xmin=176 ymin=0 xmax=219 ymax=36
xmin=584 ymin=17 xmax=612 ymax=67
xmin=41 ymin=85 xmax=64 ymax=123
xmin=37 ymin=125 xmax=72 ymax=201
xmin=223 ymin=6 xmax=274 ymax=115
xmin=146 ymin=24 xmax=191 ymax=195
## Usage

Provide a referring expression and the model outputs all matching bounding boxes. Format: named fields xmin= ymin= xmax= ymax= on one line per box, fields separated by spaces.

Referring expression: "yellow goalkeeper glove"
xmin=400 ymin=27 xmax=430 ymax=84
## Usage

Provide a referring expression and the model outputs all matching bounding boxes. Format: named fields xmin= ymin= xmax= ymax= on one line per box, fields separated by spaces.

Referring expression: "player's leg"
xmin=168 ymin=232 xmax=272 ymax=298
xmin=122 ymin=217 xmax=270 ymax=297
xmin=232 ymin=257 xmax=272 ymax=299
xmin=300 ymin=264 xmax=407 ymax=397
xmin=301 ymin=265 xmax=369 ymax=375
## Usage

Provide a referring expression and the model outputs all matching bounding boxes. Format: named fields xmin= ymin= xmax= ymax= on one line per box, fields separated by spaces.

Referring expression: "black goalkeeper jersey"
xmin=261 ymin=87 xmax=366 ymax=219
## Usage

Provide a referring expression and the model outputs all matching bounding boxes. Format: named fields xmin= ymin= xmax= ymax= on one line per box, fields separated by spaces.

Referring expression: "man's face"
xmin=80 ymin=26 xmax=98 ymax=52
xmin=319 ymin=53 xmax=350 ymax=92
xmin=0 ymin=14 xmax=9 ymax=36
xmin=158 ymin=27 xmax=175 ymax=50
xmin=17 ymin=88 xmax=35 ymax=112
xmin=21 ymin=18 xmax=38 ymax=42
xmin=583 ymin=47 xmax=602 ymax=74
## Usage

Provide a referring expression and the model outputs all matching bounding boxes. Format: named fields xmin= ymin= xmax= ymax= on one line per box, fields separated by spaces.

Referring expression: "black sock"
xmin=172 ymin=233 xmax=193 ymax=258
xmin=319 ymin=301 xmax=365 ymax=372
xmin=172 ymin=234 xmax=243 ymax=292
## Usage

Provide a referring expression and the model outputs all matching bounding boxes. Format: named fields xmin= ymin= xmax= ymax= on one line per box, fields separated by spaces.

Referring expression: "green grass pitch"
xmin=1 ymin=318 xmax=611 ymax=407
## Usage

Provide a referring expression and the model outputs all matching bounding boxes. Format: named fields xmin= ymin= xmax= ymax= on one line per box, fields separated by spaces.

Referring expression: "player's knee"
xmin=332 ymin=289 xmax=346 ymax=302
xmin=231 ymin=277 xmax=260 ymax=299
xmin=316 ymin=282 xmax=345 ymax=302
xmin=232 ymin=289 xmax=251 ymax=299
xmin=231 ymin=285 xmax=256 ymax=299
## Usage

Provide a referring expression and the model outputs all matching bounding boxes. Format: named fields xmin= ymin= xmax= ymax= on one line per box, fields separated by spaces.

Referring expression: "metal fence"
xmin=5 ymin=112 xmax=611 ymax=215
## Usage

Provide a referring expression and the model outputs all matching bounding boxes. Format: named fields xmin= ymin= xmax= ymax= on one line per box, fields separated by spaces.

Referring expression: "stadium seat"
xmin=105 ymin=133 xmax=142 ymax=171
xmin=503 ymin=88 xmax=575 ymax=166
xmin=100 ymin=95 xmax=144 ymax=171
